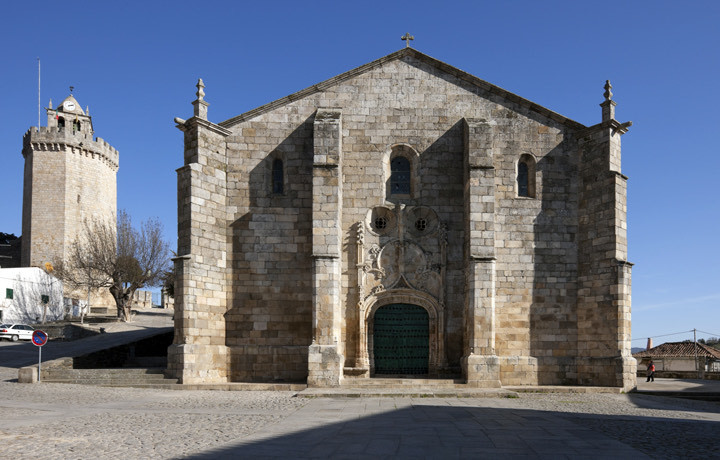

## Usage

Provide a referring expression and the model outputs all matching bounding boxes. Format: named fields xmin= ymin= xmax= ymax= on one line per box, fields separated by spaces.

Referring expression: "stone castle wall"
xmin=22 ymin=126 xmax=118 ymax=269
xmin=21 ymin=117 xmax=119 ymax=315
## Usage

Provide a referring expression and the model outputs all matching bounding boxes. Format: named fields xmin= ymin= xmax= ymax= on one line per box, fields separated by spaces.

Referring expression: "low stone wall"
xmin=639 ymin=370 xmax=720 ymax=380
xmin=38 ymin=323 xmax=101 ymax=341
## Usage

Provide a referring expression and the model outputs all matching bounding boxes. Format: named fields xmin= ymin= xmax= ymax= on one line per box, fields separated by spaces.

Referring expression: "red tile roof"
xmin=633 ymin=341 xmax=720 ymax=359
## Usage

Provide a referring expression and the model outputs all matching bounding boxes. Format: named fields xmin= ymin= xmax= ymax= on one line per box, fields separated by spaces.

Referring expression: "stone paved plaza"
xmin=1 ymin=309 xmax=717 ymax=458
xmin=1 ymin=378 xmax=718 ymax=459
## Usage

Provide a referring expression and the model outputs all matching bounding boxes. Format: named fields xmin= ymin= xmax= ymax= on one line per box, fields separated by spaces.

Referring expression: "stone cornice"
xmin=470 ymin=256 xmax=497 ymax=262
xmin=312 ymin=254 xmax=340 ymax=260
xmin=579 ymin=119 xmax=633 ymax=138
xmin=176 ymin=116 xmax=232 ymax=137
xmin=469 ymin=165 xmax=495 ymax=170
xmin=612 ymin=171 xmax=629 ymax=181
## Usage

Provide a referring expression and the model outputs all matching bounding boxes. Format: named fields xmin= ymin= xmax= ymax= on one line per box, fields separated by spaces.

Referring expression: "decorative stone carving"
xmin=357 ymin=206 xmax=445 ymax=302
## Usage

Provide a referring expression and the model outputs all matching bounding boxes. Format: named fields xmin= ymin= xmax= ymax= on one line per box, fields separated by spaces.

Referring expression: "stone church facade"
xmin=168 ymin=48 xmax=636 ymax=390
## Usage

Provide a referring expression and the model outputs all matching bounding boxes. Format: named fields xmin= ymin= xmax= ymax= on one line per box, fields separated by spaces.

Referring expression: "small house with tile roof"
xmin=169 ymin=47 xmax=636 ymax=390
xmin=634 ymin=341 xmax=720 ymax=373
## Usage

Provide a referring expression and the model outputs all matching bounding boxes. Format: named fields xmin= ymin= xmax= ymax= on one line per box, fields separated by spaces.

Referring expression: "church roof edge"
xmin=219 ymin=48 xmax=586 ymax=130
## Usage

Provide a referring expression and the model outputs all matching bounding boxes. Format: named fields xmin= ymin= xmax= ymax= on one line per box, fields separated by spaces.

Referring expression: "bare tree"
xmin=58 ymin=210 xmax=170 ymax=322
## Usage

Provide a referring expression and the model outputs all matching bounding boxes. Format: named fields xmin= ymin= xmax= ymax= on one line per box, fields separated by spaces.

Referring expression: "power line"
xmin=633 ymin=329 xmax=720 ymax=342
xmin=697 ymin=330 xmax=720 ymax=338
xmin=631 ymin=330 xmax=693 ymax=341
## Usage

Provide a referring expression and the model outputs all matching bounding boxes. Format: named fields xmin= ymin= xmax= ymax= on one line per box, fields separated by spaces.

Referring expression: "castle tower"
xmin=21 ymin=92 xmax=119 ymax=276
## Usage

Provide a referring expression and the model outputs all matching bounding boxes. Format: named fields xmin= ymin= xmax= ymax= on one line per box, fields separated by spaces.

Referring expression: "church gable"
xmin=220 ymin=48 xmax=584 ymax=132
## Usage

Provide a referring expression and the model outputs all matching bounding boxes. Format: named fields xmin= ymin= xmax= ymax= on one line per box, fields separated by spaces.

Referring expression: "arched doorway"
xmin=372 ymin=304 xmax=429 ymax=375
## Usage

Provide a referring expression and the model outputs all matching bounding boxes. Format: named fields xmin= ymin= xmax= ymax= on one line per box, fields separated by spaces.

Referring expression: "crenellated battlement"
xmin=23 ymin=126 xmax=119 ymax=171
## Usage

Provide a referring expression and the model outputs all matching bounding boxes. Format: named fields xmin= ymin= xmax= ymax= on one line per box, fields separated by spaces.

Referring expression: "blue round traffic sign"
xmin=32 ymin=330 xmax=48 ymax=347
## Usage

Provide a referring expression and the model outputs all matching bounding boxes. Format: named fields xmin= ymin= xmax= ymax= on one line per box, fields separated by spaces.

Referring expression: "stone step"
xmin=43 ymin=367 xmax=166 ymax=375
xmin=299 ymin=387 xmax=519 ymax=398
xmin=41 ymin=367 xmax=178 ymax=387
xmin=43 ymin=374 xmax=170 ymax=381
xmin=341 ymin=377 xmax=463 ymax=388
xmin=42 ymin=368 xmax=166 ymax=378
xmin=41 ymin=377 xmax=180 ymax=385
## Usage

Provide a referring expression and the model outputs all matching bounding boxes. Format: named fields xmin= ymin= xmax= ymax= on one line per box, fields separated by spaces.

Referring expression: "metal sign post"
xmin=32 ymin=330 xmax=48 ymax=382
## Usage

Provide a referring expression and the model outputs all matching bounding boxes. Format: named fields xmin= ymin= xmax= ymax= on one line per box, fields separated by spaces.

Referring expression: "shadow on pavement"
xmin=183 ymin=403 xmax=718 ymax=459
xmin=0 ymin=326 xmax=172 ymax=377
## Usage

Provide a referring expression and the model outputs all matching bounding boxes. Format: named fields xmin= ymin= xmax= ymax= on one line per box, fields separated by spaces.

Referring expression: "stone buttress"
xmin=461 ymin=119 xmax=502 ymax=387
xmin=575 ymin=81 xmax=636 ymax=391
xmin=167 ymin=80 xmax=232 ymax=384
xmin=307 ymin=109 xmax=345 ymax=386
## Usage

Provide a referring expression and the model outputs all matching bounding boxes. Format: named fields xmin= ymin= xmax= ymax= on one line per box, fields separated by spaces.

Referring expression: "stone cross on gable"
xmin=401 ymin=33 xmax=414 ymax=48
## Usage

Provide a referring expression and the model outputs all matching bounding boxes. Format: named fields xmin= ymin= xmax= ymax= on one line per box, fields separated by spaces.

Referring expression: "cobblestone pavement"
xmin=0 ymin=382 xmax=718 ymax=459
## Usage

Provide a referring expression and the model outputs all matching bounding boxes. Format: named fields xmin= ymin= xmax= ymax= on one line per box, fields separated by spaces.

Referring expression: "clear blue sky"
xmin=2 ymin=1 xmax=718 ymax=346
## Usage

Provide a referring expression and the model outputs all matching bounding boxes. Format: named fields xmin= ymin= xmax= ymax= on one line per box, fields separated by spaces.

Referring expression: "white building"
xmin=0 ymin=267 xmax=64 ymax=324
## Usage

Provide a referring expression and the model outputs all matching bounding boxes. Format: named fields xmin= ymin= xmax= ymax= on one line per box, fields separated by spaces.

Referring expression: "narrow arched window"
xmin=73 ymin=120 xmax=81 ymax=132
xmin=390 ymin=156 xmax=411 ymax=195
xmin=272 ymin=158 xmax=284 ymax=194
xmin=517 ymin=154 xmax=537 ymax=198
xmin=57 ymin=117 xmax=65 ymax=129
xmin=517 ymin=162 xmax=529 ymax=197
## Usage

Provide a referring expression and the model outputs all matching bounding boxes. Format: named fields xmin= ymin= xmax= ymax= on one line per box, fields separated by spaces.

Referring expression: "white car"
xmin=0 ymin=324 xmax=35 ymax=342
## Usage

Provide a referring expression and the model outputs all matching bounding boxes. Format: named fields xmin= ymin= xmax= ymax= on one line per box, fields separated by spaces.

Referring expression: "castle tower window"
xmin=73 ymin=119 xmax=81 ymax=132
xmin=57 ymin=117 xmax=65 ymax=129
xmin=272 ymin=158 xmax=284 ymax=194
xmin=390 ymin=156 xmax=411 ymax=195
xmin=517 ymin=154 xmax=537 ymax=198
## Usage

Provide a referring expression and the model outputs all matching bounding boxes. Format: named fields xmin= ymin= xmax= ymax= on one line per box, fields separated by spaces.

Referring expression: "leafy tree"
xmin=58 ymin=211 xmax=170 ymax=321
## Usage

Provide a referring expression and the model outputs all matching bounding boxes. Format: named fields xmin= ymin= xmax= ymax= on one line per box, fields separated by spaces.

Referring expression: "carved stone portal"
xmin=355 ymin=205 xmax=448 ymax=374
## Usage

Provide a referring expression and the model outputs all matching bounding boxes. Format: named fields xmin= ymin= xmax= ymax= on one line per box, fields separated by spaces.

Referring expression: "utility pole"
xmin=37 ymin=58 xmax=41 ymax=130
xmin=694 ymin=328 xmax=699 ymax=379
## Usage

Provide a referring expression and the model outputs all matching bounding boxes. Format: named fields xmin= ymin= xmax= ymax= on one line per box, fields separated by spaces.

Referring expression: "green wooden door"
xmin=373 ymin=304 xmax=429 ymax=374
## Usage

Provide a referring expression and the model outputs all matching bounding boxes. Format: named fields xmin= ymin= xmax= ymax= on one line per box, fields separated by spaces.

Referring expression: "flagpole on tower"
xmin=37 ymin=57 xmax=41 ymax=130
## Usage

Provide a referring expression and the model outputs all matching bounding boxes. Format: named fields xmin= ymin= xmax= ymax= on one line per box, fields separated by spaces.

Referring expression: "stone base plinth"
xmin=307 ymin=344 xmax=344 ymax=387
xmin=462 ymin=354 xmax=502 ymax=388
xmin=229 ymin=345 xmax=308 ymax=382
xmin=498 ymin=356 xmax=539 ymax=386
xmin=167 ymin=343 xmax=229 ymax=384
xmin=577 ymin=355 xmax=637 ymax=391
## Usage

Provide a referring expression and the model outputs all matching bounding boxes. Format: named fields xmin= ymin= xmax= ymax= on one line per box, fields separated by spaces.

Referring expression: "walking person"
xmin=646 ymin=359 xmax=655 ymax=382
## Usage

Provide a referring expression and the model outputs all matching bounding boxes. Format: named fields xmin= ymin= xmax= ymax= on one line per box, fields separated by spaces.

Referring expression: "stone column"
xmin=307 ymin=108 xmax=344 ymax=387
xmin=461 ymin=118 xmax=501 ymax=388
